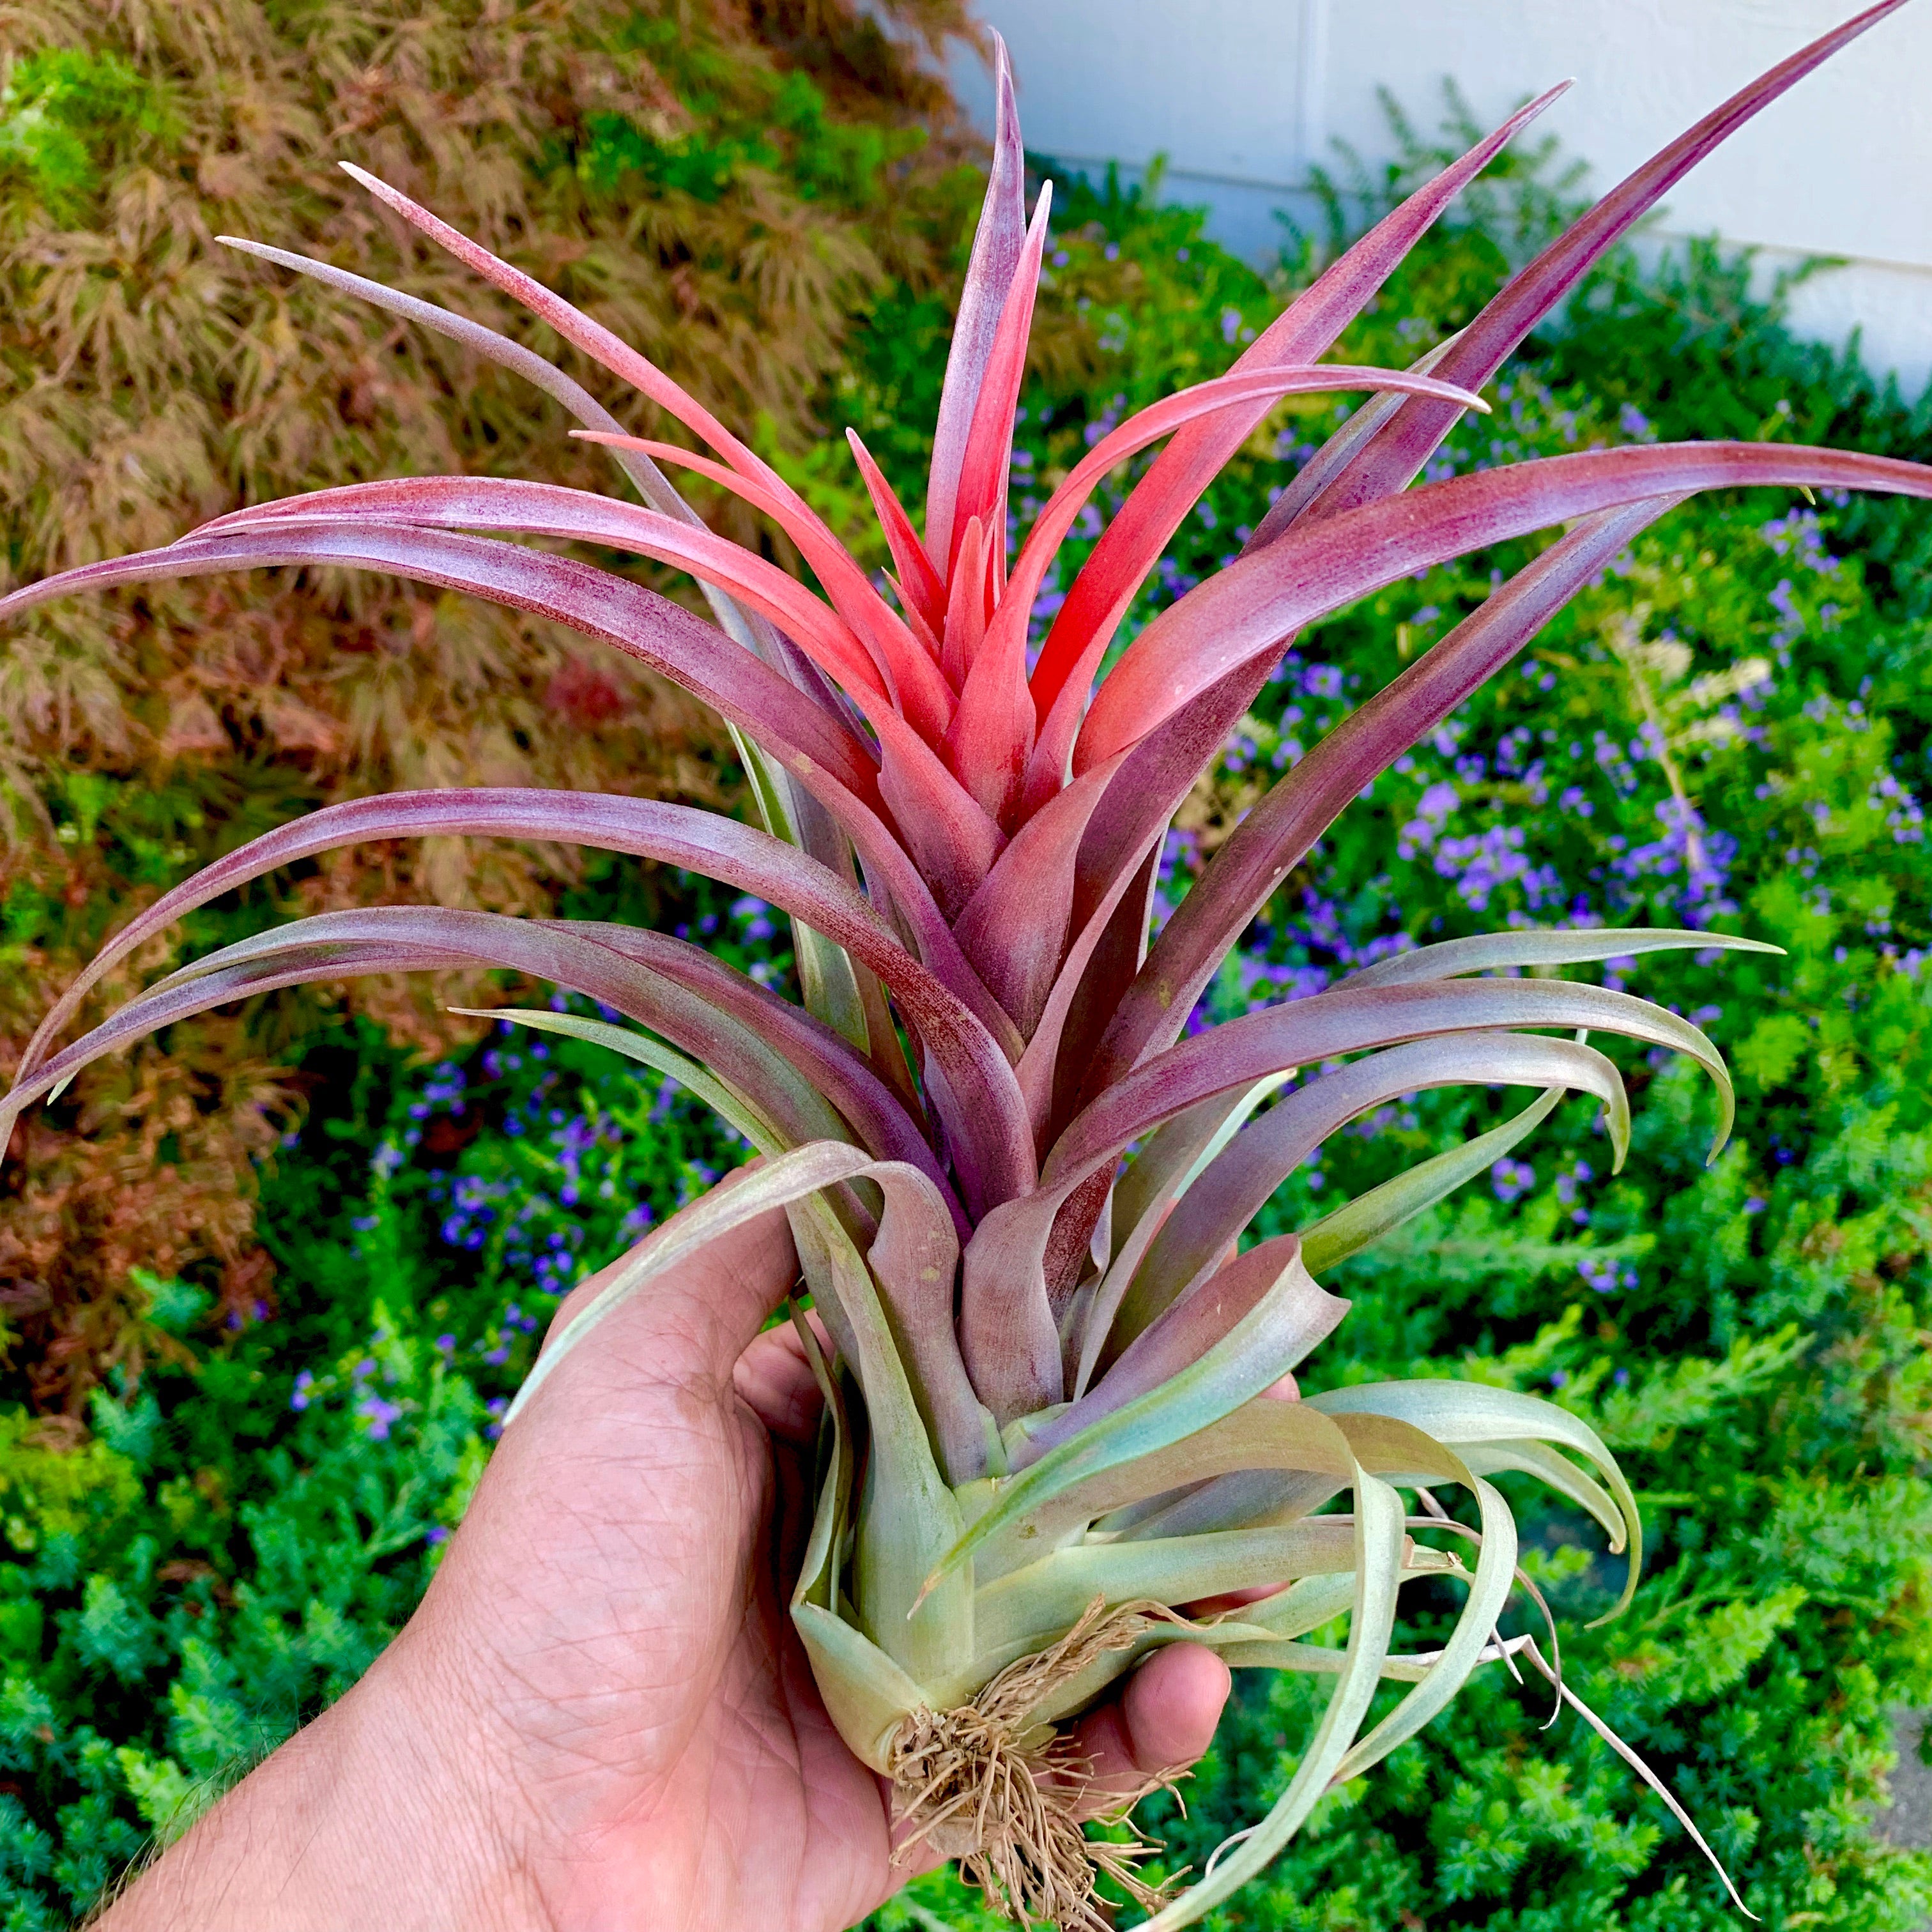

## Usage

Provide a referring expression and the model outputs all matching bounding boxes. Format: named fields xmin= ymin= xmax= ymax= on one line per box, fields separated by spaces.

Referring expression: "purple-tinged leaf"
xmin=0 ymin=523 xmax=878 ymax=802
xmin=1086 ymin=498 xmax=1680 ymax=1086
xmin=1114 ymin=1033 xmax=1627 ymax=1358
xmin=1050 ymin=977 xmax=1733 ymax=1188
xmin=217 ymin=238 xmax=714 ymax=534
xmin=0 ymin=519 xmax=1023 ymax=1048
xmin=1077 ymin=443 xmax=1932 ymax=771
xmin=952 ymin=753 xmax=1130 ymax=1040
xmin=195 ymin=482 xmax=1004 ymax=917
xmin=2 ymin=914 xmax=888 ymax=1184
xmin=936 ymin=1245 xmax=1360 ymax=1600
xmin=565 ymin=920 xmax=1035 ymax=1220
xmin=13 ymin=792 xmax=1006 ymax=1135
xmin=1287 ymin=1 xmax=1911 ymax=528
xmin=957 ymin=1181 xmax=1071 ymax=1424
xmin=1066 ymin=1075 xmax=1291 ymax=1399
xmin=202 ymin=479 xmax=893 ymax=704
xmin=217 ymin=236 xmax=820 ymax=701
xmin=1023 ymin=84 xmax=1566 ymax=728
xmin=1246 ymin=335 xmax=1460 ymax=550
xmin=926 ymin=33 xmax=1025 ymax=576
xmin=1013 ymin=1236 xmax=1346 ymax=1471
xmin=1029 ymin=657 xmax=1280 ymax=1146
xmin=332 ymin=167 xmax=947 ymax=739
xmin=1044 ymin=845 xmax=1157 ymax=1144
xmin=1015 ymin=364 xmax=1496 ymax=809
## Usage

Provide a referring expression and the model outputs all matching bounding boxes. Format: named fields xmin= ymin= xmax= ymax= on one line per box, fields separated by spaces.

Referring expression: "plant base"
xmin=886 ymin=1597 xmax=1193 ymax=1931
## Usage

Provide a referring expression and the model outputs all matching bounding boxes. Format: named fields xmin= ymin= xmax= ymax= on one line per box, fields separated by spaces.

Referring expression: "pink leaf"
xmin=202 ymin=479 xmax=892 ymax=704
xmin=1086 ymin=498 xmax=1683 ymax=1087
xmin=331 ymin=164 xmax=948 ymax=738
xmin=950 ymin=181 xmax=1054 ymax=583
xmin=565 ymin=432 xmax=953 ymax=740
xmin=14 ymin=791 xmax=1006 ymax=1171
xmin=1023 ymin=83 xmax=1568 ymax=728
xmin=1076 ymin=442 xmax=1932 ymax=771
xmin=1050 ymin=977 xmax=1733 ymax=1189
xmin=3 ymin=911 xmax=943 ymax=1203
xmin=926 ymin=33 xmax=1025 ymax=574
xmin=941 ymin=514 xmax=988 ymax=693
xmin=1018 ymin=365 xmax=1495 ymax=807
xmin=847 ymin=429 xmax=948 ymax=640
xmin=0 ymin=523 xmax=1022 ymax=1053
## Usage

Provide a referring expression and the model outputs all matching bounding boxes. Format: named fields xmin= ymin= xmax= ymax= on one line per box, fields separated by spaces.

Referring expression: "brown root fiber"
xmin=886 ymin=1597 xmax=1196 ymax=1931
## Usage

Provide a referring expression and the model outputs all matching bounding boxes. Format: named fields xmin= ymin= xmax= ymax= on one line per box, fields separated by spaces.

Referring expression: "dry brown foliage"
xmin=0 ymin=0 xmax=979 ymax=1404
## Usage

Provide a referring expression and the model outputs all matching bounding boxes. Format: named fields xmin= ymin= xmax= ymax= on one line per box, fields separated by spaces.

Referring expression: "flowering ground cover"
xmin=4 ymin=124 xmax=1932 ymax=1929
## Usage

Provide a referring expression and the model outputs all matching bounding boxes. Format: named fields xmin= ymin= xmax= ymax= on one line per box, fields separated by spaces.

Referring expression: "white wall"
xmin=952 ymin=1 xmax=1932 ymax=395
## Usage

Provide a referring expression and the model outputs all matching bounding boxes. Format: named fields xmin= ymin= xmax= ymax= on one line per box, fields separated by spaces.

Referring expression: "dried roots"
xmin=887 ymin=1597 xmax=1197 ymax=1931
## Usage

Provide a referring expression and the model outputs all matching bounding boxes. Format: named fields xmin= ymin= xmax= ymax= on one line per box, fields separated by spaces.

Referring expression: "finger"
xmin=537 ymin=1181 xmax=800 ymax=1388
xmin=1065 ymin=1642 xmax=1230 ymax=1816
xmin=734 ymin=1317 xmax=829 ymax=1445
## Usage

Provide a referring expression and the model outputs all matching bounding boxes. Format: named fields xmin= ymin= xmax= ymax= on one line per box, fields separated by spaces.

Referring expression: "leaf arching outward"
xmin=335 ymin=162 xmax=944 ymax=719
xmin=0 ymin=525 xmax=875 ymax=797
xmin=1080 ymin=499 xmax=1689 ymax=1088
xmin=17 ymin=790 xmax=986 ymax=1095
xmin=1098 ymin=1031 xmax=1630 ymax=1370
xmin=0 ymin=908 xmax=970 ymax=1227
xmin=1050 ymin=975 xmax=1736 ymax=1185
xmin=1077 ymin=443 xmax=1932 ymax=772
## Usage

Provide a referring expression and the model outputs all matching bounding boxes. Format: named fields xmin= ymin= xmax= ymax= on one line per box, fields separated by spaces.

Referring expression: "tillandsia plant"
xmin=4 ymin=4 xmax=1930 ymax=1924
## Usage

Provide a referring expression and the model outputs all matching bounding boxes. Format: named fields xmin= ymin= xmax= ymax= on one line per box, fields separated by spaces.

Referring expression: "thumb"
xmin=540 ymin=1173 xmax=801 ymax=1386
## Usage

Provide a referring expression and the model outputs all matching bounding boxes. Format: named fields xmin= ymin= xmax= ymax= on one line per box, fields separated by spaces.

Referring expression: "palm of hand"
xmin=415 ymin=1218 xmax=904 ymax=1932
xmin=103 ymin=1209 xmax=1229 ymax=1932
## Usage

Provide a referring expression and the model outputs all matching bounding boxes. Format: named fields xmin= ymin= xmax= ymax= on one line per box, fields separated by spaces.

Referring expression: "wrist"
xmin=99 ymin=1632 xmax=547 ymax=1932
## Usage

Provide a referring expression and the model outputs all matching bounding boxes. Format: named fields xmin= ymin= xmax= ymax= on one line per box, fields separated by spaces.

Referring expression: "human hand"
xmin=102 ymin=1199 xmax=1231 ymax=1931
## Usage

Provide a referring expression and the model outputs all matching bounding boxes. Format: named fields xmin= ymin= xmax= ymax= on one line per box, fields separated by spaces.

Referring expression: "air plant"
xmin=3 ymin=4 xmax=1927 ymax=1925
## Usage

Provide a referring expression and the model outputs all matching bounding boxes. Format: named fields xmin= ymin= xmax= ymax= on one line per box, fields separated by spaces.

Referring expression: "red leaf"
xmin=847 ymin=428 xmax=947 ymax=640
xmin=1023 ymin=82 xmax=1568 ymax=727
xmin=1087 ymin=497 xmax=1683 ymax=1088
